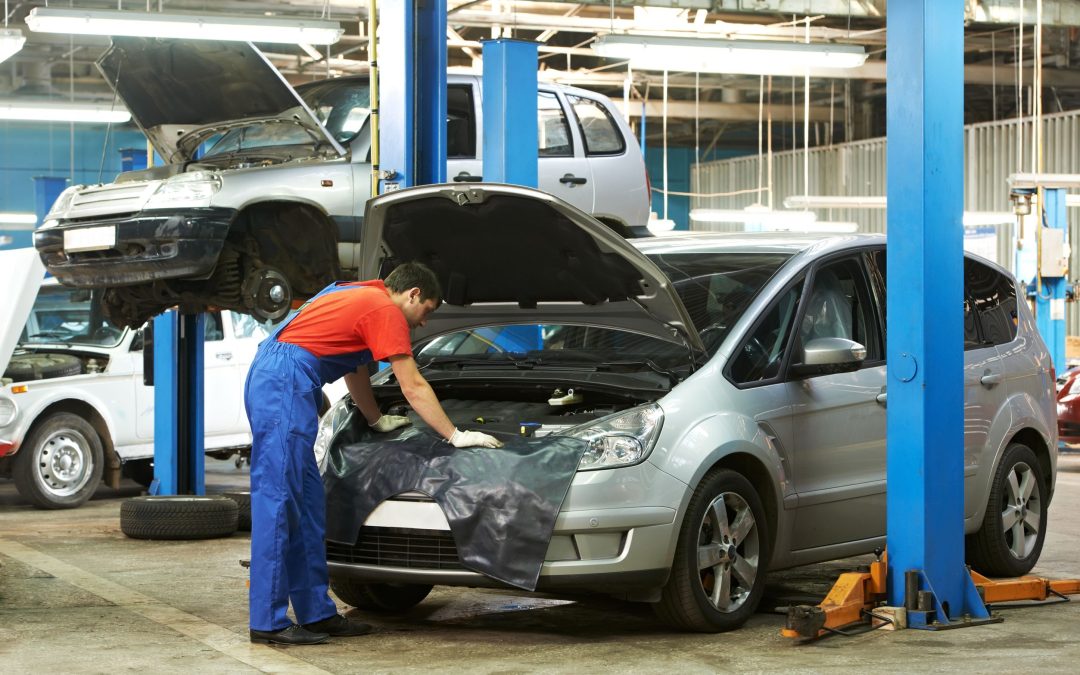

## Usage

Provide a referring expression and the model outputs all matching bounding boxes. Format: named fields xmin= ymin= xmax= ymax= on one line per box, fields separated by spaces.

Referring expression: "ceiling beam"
xmin=610 ymin=99 xmax=834 ymax=122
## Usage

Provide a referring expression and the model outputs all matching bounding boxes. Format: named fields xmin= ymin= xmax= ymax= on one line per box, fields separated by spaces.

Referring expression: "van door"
xmin=537 ymin=89 xmax=595 ymax=213
xmin=566 ymin=92 xmax=649 ymax=228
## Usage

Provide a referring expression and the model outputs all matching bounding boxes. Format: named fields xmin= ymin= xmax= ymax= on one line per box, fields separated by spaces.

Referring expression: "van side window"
xmin=447 ymin=85 xmax=476 ymax=159
xmin=538 ymin=91 xmax=573 ymax=157
xmin=568 ymin=95 xmax=625 ymax=155
xmin=729 ymin=280 xmax=804 ymax=385
xmin=205 ymin=313 xmax=225 ymax=342
xmin=965 ymin=258 xmax=1018 ymax=346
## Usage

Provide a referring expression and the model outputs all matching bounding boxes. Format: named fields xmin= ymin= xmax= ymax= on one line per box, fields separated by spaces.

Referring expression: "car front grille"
xmin=1060 ymin=421 xmax=1080 ymax=437
xmin=327 ymin=526 xmax=464 ymax=570
xmin=67 ymin=182 xmax=157 ymax=219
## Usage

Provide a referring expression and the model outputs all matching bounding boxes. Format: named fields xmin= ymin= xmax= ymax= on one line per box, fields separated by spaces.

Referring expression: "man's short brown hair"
xmin=385 ymin=262 xmax=443 ymax=307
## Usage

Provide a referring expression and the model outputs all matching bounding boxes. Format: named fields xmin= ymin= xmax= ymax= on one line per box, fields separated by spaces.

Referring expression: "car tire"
xmin=223 ymin=491 xmax=252 ymax=531
xmin=120 ymin=496 xmax=238 ymax=540
xmin=12 ymin=413 xmax=104 ymax=509
xmin=330 ymin=578 xmax=433 ymax=613
xmin=967 ymin=442 xmax=1048 ymax=577
xmin=3 ymin=353 xmax=83 ymax=382
xmin=653 ymin=469 xmax=770 ymax=633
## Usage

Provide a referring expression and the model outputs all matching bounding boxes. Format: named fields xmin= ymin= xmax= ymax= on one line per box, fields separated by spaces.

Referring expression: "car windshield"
xmin=202 ymin=79 xmax=371 ymax=157
xmin=20 ymin=286 xmax=125 ymax=348
xmin=417 ymin=324 xmax=693 ymax=377
xmin=297 ymin=78 xmax=372 ymax=145
xmin=645 ymin=251 xmax=792 ymax=355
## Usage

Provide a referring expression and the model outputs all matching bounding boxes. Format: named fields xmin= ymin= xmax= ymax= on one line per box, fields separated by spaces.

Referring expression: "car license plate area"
xmin=63 ymin=226 xmax=116 ymax=253
xmin=364 ymin=498 xmax=450 ymax=531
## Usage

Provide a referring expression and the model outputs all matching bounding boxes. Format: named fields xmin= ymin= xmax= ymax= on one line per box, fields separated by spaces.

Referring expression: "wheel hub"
xmin=36 ymin=431 xmax=91 ymax=497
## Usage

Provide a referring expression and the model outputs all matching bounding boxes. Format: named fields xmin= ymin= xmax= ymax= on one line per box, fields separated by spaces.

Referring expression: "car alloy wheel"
xmin=654 ymin=469 xmax=770 ymax=632
xmin=967 ymin=442 xmax=1049 ymax=577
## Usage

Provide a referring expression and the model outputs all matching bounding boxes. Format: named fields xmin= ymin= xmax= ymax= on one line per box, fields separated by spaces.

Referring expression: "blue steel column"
xmin=152 ymin=311 xmax=205 ymax=495
xmin=886 ymin=0 xmax=989 ymax=624
xmin=482 ymin=39 xmax=538 ymax=188
xmin=379 ymin=0 xmax=447 ymax=191
xmin=1036 ymin=188 xmax=1068 ymax=370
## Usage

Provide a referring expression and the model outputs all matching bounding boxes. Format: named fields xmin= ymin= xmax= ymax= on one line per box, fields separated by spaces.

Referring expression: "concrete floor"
xmin=1 ymin=455 xmax=1079 ymax=674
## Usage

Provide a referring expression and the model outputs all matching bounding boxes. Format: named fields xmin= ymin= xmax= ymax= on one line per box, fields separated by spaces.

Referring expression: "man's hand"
xmin=371 ymin=415 xmax=411 ymax=433
xmin=449 ymin=428 xmax=504 ymax=449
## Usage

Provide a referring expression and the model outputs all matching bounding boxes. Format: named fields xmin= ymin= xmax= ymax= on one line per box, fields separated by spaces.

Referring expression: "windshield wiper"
xmin=27 ymin=332 xmax=73 ymax=345
xmin=597 ymin=359 xmax=681 ymax=386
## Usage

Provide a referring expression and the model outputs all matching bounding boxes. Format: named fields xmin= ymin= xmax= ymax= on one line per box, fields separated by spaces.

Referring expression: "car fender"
xmin=211 ymin=160 xmax=354 ymax=217
xmin=965 ymin=389 xmax=1056 ymax=531
xmin=2 ymin=380 xmax=121 ymax=458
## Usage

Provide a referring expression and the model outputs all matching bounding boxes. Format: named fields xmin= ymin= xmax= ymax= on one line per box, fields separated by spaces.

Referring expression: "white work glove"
xmin=371 ymin=414 xmax=412 ymax=433
xmin=449 ymin=428 xmax=504 ymax=449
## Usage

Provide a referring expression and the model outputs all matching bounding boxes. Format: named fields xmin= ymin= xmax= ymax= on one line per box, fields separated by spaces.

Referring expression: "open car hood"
xmin=96 ymin=38 xmax=345 ymax=164
xmin=359 ymin=184 xmax=705 ymax=354
xmin=0 ymin=249 xmax=45 ymax=376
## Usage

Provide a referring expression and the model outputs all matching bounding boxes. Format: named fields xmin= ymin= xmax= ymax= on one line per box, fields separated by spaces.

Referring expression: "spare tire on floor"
xmin=223 ymin=491 xmax=252 ymax=531
xmin=120 ymin=496 xmax=238 ymax=540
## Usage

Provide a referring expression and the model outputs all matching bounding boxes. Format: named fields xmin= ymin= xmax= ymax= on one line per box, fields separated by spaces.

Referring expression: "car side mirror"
xmin=791 ymin=337 xmax=867 ymax=377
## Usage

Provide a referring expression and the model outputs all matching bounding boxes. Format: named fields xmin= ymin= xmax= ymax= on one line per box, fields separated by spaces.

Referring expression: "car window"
xmin=966 ymin=258 xmax=1018 ymax=346
xmin=538 ymin=92 xmax=573 ymax=157
xmin=205 ymin=313 xmax=225 ymax=342
xmin=230 ymin=312 xmax=271 ymax=340
xmin=296 ymin=78 xmax=372 ymax=145
xmin=729 ymin=279 xmax=805 ymax=384
xmin=646 ymin=252 xmax=792 ymax=356
xmin=19 ymin=286 xmax=125 ymax=348
xmin=447 ymin=84 xmax=476 ymax=159
xmin=795 ymin=257 xmax=881 ymax=364
xmin=568 ymin=95 xmax=625 ymax=155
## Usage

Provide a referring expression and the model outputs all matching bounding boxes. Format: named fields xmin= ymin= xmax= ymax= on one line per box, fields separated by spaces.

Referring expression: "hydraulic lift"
xmin=783 ymin=0 xmax=1078 ymax=639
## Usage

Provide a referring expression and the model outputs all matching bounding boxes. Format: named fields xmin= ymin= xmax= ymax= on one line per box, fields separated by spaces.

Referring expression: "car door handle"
xmin=875 ymin=392 xmax=887 ymax=406
xmin=980 ymin=372 xmax=1003 ymax=388
xmin=559 ymin=173 xmax=588 ymax=185
xmin=453 ymin=172 xmax=482 ymax=182
xmin=215 ymin=352 xmax=233 ymax=361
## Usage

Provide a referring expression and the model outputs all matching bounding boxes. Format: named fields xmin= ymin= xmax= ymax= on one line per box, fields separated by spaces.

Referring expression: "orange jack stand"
xmin=781 ymin=551 xmax=1080 ymax=640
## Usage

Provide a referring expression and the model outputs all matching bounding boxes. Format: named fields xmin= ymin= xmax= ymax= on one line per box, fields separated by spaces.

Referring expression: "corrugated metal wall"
xmin=691 ymin=109 xmax=1080 ymax=331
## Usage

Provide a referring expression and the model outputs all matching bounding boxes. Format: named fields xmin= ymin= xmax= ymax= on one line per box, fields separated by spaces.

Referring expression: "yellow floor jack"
xmin=781 ymin=550 xmax=1080 ymax=640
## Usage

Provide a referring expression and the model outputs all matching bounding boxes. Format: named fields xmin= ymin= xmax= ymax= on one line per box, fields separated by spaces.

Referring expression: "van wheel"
xmin=12 ymin=413 xmax=103 ymax=509
xmin=653 ymin=469 xmax=769 ymax=632
xmin=967 ymin=442 xmax=1048 ymax=577
xmin=330 ymin=578 xmax=432 ymax=612
xmin=120 ymin=496 xmax=238 ymax=540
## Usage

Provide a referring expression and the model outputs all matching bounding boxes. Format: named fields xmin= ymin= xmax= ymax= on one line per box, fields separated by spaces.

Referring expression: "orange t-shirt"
xmin=276 ymin=281 xmax=412 ymax=361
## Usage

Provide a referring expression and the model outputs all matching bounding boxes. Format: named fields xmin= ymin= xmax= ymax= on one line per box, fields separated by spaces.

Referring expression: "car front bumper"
xmin=326 ymin=461 xmax=687 ymax=595
xmin=33 ymin=207 xmax=236 ymax=287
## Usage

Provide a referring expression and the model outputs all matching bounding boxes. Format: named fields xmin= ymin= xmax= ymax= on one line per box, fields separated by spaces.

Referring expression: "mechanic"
xmin=244 ymin=261 xmax=503 ymax=646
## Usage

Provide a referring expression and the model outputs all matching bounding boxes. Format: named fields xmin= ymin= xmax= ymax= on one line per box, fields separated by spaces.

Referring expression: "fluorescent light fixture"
xmin=25 ymin=7 xmax=344 ymax=45
xmin=0 ymin=212 xmax=37 ymax=225
xmin=0 ymin=100 xmax=131 ymax=124
xmin=0 ymin=27 xmax=25 ymax=64
xmin=784 ymin=195 xmax=887 ymax=209
xmin=962 ymin=212 xmax=1016 ymax=226
xmin=592 ymin=34 xmax=867 ymax=76
xmin=690 ymin=206 xmax=817 ymax=226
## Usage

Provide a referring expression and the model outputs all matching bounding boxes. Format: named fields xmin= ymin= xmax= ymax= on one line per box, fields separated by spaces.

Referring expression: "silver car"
xmin=314 ymin=183 xmax=1057 ymax=632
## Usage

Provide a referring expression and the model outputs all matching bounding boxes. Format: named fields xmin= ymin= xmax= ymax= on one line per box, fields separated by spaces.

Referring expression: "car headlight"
xmin=44 ymin=186 xmax=78 ymax=221
xmin=313 ymin=396 xmax=353 ymax=475
xmin=564 ymin=403 xmax=663 ymax=471
xmin=0 ymin=397 xmax=17 ymax=427
xmin=144 ymin=171 xmax=221 ymax=209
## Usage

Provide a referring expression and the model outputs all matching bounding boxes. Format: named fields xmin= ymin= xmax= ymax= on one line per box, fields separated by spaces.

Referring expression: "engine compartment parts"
xmin=3 ymin=353 xmax=83 ymax=382
xmin=548 ymin=388 xmax=584 ymax=406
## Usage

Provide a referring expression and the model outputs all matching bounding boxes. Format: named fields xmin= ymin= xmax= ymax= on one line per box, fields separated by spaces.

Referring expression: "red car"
xmin=1057 ymin=366 xmax=1080 ymax=444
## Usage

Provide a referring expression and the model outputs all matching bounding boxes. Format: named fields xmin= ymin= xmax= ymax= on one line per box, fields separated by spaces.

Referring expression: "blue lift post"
xmin=886 ymin=0 xmax=992 ymax=627
xmin=378 ymin=0 xmax=447 ymax=191
xmin=1036 ymin=188 xmax=1069 ymax=371
xmin=482 ymin=38 xmax=539 ymax=188
xmin=151 ymin=311 xmax=205 ymax=495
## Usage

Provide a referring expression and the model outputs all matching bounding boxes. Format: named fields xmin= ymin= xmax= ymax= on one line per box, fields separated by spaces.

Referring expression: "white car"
xmin=0 ymin=254 xmax=266 ymax=509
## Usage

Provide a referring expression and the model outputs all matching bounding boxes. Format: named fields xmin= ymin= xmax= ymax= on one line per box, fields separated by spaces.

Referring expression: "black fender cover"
xmin=324 ymin=424 xmax=588 ymax=591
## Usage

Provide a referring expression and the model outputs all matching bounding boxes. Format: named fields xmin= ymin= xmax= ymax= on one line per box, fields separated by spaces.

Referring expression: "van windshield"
xmin=20 ymin=286 xmax=126 ymax=348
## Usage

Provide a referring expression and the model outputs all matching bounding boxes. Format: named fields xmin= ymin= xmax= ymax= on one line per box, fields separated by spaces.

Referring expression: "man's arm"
xmin=344 ymin=369 xmax=382 ymax=425
xmin=388 ymin=355 xmax=457 ymax=440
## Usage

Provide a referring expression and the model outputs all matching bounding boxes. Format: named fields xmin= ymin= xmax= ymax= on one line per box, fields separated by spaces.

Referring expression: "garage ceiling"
xmin=3 ymin=0 xmax=1080 ymax=150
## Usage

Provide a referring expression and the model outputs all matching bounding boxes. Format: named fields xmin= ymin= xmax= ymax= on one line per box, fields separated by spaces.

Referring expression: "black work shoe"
xmin=302 ymin=613 xmax=374 ymax=637
xmin=249 ymin=624 xmax=329 ymax=645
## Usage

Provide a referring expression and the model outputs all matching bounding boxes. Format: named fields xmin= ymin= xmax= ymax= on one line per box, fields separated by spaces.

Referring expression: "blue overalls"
xmin=244 ymin=282 xmax=379 ymax=632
